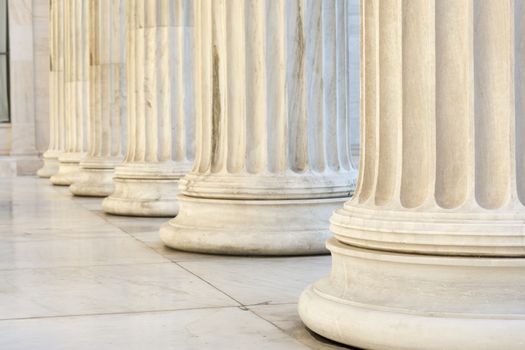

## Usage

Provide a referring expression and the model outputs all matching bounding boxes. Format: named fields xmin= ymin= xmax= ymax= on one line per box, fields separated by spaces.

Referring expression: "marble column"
xmin=102 ymin=0 xmax=194 ymax=216
xmin=38 ymin=0 xmax=65 ymax=178
xmin=70 ymin=0 xmax=126 ymax=196
xmin=50 ymin=0 xmax=88 ymax=186
xmin=299 ymin=1 xmax=525 ymax=349
xmin=160 ymin=0 xmax=357 ymax=255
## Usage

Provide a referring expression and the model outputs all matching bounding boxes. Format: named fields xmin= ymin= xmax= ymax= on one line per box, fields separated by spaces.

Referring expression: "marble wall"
xmin=0 ymin=0 xmax=49 ymax=157
xmin=33 ymin=0 xmax=50 ymax=153
xmin=0 ymin=122 xmax=10 ymax=154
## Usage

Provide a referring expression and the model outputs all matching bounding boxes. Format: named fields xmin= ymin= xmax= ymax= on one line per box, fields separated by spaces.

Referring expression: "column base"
xmin=49 ymin=162 xmax=80 ymax=185
xmin=102 ymin=177 xmax=180 ymax=217
xmin=37 ymin=151 xmax=61 ymax=178
xmin=331 ymin=204 xmax=525 ymax=256
xmin=70 ymin=168 xmax=115 ymax=197
xmin=160 ymin=195 xmax=346 ymax=256
xmin=180 ymin=171 xmax=356 ymax=199
xmin=298 ymin=238 xmax=525 ymax=350
xmin=50 ymin=152 xmax=85 ymax=186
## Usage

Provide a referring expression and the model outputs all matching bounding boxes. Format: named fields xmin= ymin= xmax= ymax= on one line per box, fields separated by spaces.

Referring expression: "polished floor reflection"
xmin=0 ymin=177 xmax=351 ymax=350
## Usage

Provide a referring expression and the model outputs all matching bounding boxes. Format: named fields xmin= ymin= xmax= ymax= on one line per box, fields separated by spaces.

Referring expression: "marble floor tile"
xmin=0 ymin=223 xmax=127 ymax=242
xmin=69 ymin=196 xmax=104 ymax=211
xmin=50 ymin=184 xmax=74 ymax=196
xmin=130 ymin=231 xmax=239 ymax=262
xmin=0 ymin=307 xmax=309 ymax=350
xmin=97 ymin=214 xmax=167 ymax=228
xmin=0 ymin=237 xmax=167 ymax=269
xmin=179 ymin=256 xmax=331 ymax=305
xmin=0 ymin=228 xmax=126 ymax=242
xmin=0 ymin=177 xmax=338 ymax=349
xmin=0 ymin=262 xmax=238 ymax=319
xmin=249 ymin=304 xmax=355 ymax=350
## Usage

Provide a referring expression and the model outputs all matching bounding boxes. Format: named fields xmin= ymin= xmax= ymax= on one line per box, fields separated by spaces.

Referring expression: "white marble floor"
xmin=0 ymin=177 xmax=354 ymax=350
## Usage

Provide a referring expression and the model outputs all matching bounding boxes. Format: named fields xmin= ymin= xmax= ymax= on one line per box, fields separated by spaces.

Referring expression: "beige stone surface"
xmin=299 ymin=1 xmax=525 ymax=349
xmin=0 ymin=176 xmax=339 ymax=350
xmin=102 ymin=0 xmax=194 ymax=217
xmin=7 ymin=0 xmax=50 ymax=166
xmin=8 ymin=0 xmax=37 ymax=158
xmin=70 ymin=0 xmax=126 ymax=196
xmin=38 ymin=0 xmax=63 ymax=178
xmin=160 ymin=0 xmax=357 ymax=255
xmin=0 ymin=124 xmax=11 ymax=155
xmin=50 ymin=0 xmax=88 ymax=186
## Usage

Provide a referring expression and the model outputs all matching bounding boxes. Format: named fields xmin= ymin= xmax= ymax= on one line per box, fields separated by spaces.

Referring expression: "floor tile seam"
xmin=162 ymin=254 xmax=248 ymax=264
xmin=246 ymin=307 xmax=313 ymax=349
xmin=172 ymin=261 xmax=247 ymax=308
xmin=246 ymin=304 xmax=352 ymax=349
xmin=47 ymin=186 xmax=122 ymax=230
xmin=100 ymin=221 xmax=177 ymax=265
xmin=10 ymin=180 xmax=310 ymax=346
xmin=0 ymin=305 xmax=244 ymax=323
xmin=75 ymin=207 xmax=181 ymax=267
xmin=84 ymin=214 xmax=234 ymax=269
xmin=247 ymin=305 xmax=291 ymax=331
xmin=88 ymin=210 xmax=171 ymax=254
xmin=16 ymin=182 xmax=173 ymax=268
xmin=0 ymin=302 xmax=299 ymax=324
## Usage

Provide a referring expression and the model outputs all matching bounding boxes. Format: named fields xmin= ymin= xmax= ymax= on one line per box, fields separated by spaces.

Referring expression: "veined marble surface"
xmin=0 ymin=177 xmax=353 ymax=350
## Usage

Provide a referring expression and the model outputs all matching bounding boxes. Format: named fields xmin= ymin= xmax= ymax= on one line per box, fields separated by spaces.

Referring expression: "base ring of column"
xmin=299 ymin=238 xmax=525 ymax=350
xmin=37 ymin=156 xmax=60 ymax=178
xmin=50 ymin=153 xmax=85 ymax=186
xmin=70 ymin=168 xmax=115 ymax=197
xmin=160 ymin=195 xmax=346 ymax=256
xmin=331 ymin=205 xmax=525 ymax=256
xmin=102 ymin=177 xmax=180 ymax=217
xmin=180 ymin=172 xmax=355 ymax=200
xmin=50 ymin=162 xmax=81 ymax=186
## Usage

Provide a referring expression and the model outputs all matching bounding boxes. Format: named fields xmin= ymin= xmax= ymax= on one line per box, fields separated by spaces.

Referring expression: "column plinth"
xmin=164 ymin=196 xmax=345 ymax=256
xmin=70 ymin=0 xmax=126 ymax=197
xmin=103 ymin=162 xmax=192 ymax=217
xmin=37 ymin=151 xmax=61 ymax=178
xmin=51 ymin=152 xmax=86 ymax=186
xmin=70 ymin=157 xmax=122 ymax=197
xmin=299 ymin=1 xmax=525 ymax=348
xmin=102 ymin=0 xmax=194 ymax=216
xmin=300 ymin=239 xmax=525 ymax=350
xmin=160 ymin=0 xmax=357 ymax=255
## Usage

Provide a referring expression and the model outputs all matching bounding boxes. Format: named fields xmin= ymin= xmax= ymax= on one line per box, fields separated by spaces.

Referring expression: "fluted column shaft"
xmin=70 ymin=0 xmax=126 ymax=197
xmin=102 ymin=0 xmax=194 ymax=217
xmin=50 ymin=0 xmax=89 ymax=186
xmin=38 ymin=0 xmax=66 ymax=178
xmin=299 ymin=2 xmax=525 ymax=349
xmin=334 ymin=0 xmax=525 ymax=256
xmin=56 ymin=0 xmax=66 ymax=164
xmin=181 ymin=0 xmax=356 ymax=199
xmin=160 ymin=0 xmax=357 ymax=255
